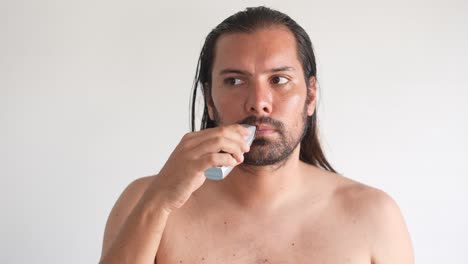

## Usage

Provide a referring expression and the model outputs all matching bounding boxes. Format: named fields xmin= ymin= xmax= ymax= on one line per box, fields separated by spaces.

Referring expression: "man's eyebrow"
xmin=268 ymin=66 xmax=296 ymax=73
xmin=218 ymin=66 xmax=296 ymax=76
xmin=219 ymin=68 xmax=251 ymax=76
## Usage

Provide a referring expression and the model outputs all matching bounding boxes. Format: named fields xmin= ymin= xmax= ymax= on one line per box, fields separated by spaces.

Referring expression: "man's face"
xmin=206 ymin=25 xmax=316 ymax=166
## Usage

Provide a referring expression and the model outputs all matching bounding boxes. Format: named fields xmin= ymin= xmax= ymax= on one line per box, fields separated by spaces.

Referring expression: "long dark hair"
xmin=190 ymin=6 xmax=336 ymax=173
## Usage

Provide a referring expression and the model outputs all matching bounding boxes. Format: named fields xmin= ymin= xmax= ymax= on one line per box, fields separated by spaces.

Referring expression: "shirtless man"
xmin=99 ymin=6 xmax=413 ymax=264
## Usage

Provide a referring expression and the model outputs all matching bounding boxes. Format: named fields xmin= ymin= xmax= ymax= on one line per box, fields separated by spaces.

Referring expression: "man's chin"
xmin=250 ymin=138 xmax=270 ymax=146
xmin=242 ymin=147 xmax=285 ymax=166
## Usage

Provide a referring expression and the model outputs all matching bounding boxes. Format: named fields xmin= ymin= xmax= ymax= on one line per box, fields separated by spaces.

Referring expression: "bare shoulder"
xmin=115 ymin=175 xmax=156 ymax=204
xmin=100 ymin=174 xmax=157 ymax=258
xmin=329 ymin=172 xmax=414 ymax=263
xmin=107 ymin=175 xmax=157 ymax=220
xmin=332 ymin=174 xmax=397 ymax=218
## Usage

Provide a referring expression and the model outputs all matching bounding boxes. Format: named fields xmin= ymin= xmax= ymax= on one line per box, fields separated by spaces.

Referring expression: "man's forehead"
xmin=212 ymin=26 xmax=302 ymax=75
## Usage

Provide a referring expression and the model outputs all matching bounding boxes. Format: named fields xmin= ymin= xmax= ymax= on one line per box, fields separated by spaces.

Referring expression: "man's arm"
xmin=99 ymin=125 xmax=251 ymax=263
xmin=100 ymin=175 xmax=169 ymax=264
xmin=369 ymin=190 xmax=414 ymax=264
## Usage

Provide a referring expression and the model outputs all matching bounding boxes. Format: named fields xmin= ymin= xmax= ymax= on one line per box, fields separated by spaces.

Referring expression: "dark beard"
xmin=212 ymin=105 xmax=308 ymax=166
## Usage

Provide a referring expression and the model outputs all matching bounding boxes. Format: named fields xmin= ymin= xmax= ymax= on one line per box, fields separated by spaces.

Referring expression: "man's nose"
xmin=244 ymin=79 xmax=273 ymax=116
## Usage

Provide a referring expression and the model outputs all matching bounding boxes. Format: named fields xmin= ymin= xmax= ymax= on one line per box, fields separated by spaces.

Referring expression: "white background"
xmin=2 ymin=0 xmax=467 ymax=263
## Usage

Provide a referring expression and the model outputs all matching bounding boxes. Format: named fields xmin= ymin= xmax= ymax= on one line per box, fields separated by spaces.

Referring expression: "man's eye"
xmin=224 ymin=78 xmax=244 ymax=86
xmin=271 ymin=76 xmax=289 ymax=85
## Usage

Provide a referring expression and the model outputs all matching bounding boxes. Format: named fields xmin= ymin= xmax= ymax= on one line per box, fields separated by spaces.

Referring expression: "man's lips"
xmin=255 ymin=124 xmax=275 ymax=131
xmin=254 ymin=124 xmax=277 ymax=135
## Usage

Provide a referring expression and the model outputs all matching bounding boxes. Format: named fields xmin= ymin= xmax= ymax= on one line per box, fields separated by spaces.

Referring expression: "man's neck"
xmin=210 ymin=146 xmax=308 ymax=211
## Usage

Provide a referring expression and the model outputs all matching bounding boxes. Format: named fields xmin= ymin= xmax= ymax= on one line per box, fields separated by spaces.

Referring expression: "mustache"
xmin=237 ymin=116 xmax=285 ymax=133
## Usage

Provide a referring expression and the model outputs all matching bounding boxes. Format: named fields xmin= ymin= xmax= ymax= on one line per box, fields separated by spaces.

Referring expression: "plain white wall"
xmin=2 ymin=0 xmax=467 ymax=263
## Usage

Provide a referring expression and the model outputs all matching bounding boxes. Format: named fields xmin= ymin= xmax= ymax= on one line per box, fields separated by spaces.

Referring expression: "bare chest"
xmin=156 ymin=206 xmax=371 ymax=264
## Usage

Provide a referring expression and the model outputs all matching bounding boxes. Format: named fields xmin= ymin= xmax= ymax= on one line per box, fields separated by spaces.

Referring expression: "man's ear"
xmin=306 ymin=76 xmax=317 ymax=116
xmin=204 ymin=82 xmax=215 ymax=120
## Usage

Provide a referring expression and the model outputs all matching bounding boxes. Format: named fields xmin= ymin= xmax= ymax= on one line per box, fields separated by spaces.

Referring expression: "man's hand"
xmin=142 ymin=124 xmax=252 ymax=212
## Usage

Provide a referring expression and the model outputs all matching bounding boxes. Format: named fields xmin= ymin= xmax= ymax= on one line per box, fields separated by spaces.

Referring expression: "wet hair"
xmin=190 ymin=6 xmax=336 ymax=173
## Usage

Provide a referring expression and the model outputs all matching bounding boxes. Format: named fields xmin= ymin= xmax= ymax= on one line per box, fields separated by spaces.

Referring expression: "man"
xmin=100 ymin=6 xmax=413 ymax=264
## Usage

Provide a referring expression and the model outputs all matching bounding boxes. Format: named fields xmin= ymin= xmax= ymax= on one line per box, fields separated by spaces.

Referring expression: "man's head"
xmin=190 ymin=6 xmax=335 ymax=172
